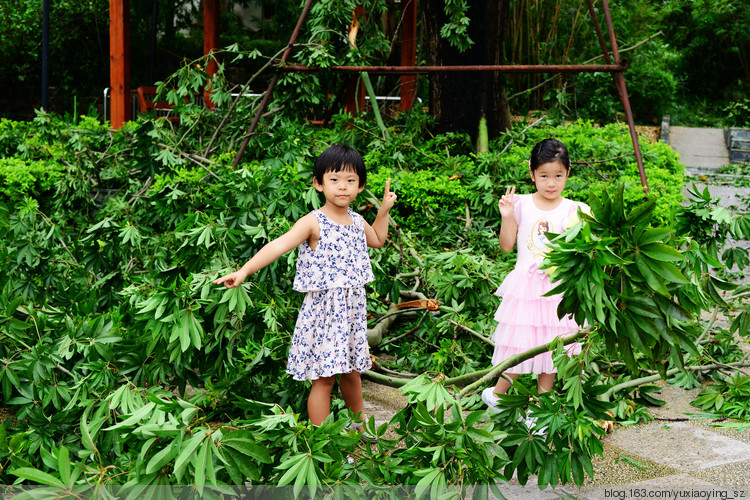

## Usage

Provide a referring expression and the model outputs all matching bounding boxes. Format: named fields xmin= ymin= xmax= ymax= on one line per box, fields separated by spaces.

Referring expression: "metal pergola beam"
xmin=278 ymin=63 xmax=627 ymax=75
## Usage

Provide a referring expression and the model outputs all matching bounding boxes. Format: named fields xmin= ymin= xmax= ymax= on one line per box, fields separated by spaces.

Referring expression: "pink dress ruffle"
xmin=491 ymin=263 xmax=582 ymax=374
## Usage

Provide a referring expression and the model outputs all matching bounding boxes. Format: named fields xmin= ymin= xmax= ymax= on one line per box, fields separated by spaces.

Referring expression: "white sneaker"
xmin=524 ymin=410 xmax=547 ymax=435
xmin=482 ymin=388 xmax=502 ymax=414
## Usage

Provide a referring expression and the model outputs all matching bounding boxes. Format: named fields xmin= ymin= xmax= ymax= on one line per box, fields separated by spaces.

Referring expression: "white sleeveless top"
xmin=293 ymin=209 xmax=375 ymax=292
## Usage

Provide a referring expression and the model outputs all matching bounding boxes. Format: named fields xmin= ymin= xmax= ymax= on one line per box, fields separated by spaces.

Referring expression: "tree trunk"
xmin=423 ymin=0 xmax=513 ymax=142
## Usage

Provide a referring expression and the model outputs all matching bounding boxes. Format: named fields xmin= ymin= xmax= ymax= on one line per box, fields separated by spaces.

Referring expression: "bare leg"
xmin=493 ymin=373 xmax=519 ymax=395
xmin=339 ymin=371 xmax=366 ymax=423
xmin=537 ymin=373 xmax=555 ymax=393
xmin=308 ymin=376 xmax=335 ymax=426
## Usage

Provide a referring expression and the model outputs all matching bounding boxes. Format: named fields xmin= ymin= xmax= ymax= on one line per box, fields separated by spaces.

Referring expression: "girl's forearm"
xmin=498 ymin=216 xmax=517 ymax=252
xmin=370 ymin=209 xmax=390 ymax=247
xmin=238 ymin=239 xmax=288 ymax=277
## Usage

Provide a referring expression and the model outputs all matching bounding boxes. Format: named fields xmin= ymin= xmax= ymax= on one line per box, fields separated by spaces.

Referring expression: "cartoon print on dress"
xmin=527 ymin=218 xmax=554 ymax=259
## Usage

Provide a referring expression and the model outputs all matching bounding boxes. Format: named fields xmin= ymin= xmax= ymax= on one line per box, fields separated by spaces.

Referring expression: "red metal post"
xmin=203 ymin=0 xmax=220 ymax=109
xmin=399 ymin=0 xmax=418 ymax=111
xmin=600 ymin=0 xmax=649 ymax=195
xmin=109 ymin=0 xmax=131 ymax=128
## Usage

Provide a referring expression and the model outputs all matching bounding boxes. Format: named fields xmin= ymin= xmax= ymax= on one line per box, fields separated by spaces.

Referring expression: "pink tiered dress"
xmin=286 ymin=209 xmax=375 ymax=381
xmin=491 ymin=194 xmax=588 ymax=373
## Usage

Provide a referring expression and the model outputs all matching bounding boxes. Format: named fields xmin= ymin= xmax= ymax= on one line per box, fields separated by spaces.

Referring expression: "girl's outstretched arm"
xmin=365 ymin=178 xmax=397 ymax=248
xmin=498 ymin=186 xmax=518 ymax=252
xmin=214 ymin=213 xmax=317 ymax=288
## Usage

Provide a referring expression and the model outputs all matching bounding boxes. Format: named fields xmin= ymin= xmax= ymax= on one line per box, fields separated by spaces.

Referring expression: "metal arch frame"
xmin=231 ymin=0 xmax=649 ymax=195
xmin=105 ymin=0 xmax=648 ymax=193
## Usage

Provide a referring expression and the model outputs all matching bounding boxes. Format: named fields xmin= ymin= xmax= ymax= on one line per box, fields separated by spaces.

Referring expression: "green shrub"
xmin=0 ymin=157 xmax=62 ymax=200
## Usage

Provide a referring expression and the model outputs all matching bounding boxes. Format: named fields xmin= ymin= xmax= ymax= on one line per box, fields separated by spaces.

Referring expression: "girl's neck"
xmin=531 ymin=191 xmax=565 ymax=211
xmin=319 ymin=203 xmax=353 ymax=224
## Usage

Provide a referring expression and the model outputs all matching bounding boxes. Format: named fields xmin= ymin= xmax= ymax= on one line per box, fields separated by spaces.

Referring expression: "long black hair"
xmin=529 ymin=138 xmax=571 ymax=171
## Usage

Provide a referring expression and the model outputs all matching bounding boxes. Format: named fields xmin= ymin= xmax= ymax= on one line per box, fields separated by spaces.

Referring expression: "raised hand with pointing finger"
xmin=380 ymin=178 xmax=397 ymax=212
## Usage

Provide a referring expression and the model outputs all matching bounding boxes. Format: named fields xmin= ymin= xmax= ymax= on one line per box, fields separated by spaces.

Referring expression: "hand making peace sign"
xmin=498 ymin=185 xmax=516 ymax=219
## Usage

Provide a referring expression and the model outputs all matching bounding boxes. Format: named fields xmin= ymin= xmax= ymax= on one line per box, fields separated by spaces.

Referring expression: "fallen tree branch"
xmin=364 ymin=327 xmax=590 ymax=390
xmin=203 ymin=46 xmax=287 ymax=158
xmin=372 ymin=357 xmax=418 ymax=378
xmin=498 ymin=116 xmax=546 ymax=156
xmin=446 ymin=318 xmax=494 ymax=347
xmin=508 ymin=31 xmax=664 ymax=102
xmin=367 ymin=304 xmax=400 ymax=347
xmin=379 ymin=311 xmax=429 ymax=348
xmin=457 ymin=328 xmax=591 ymax=398
xmin=601 ymin=361 xmax=750 ymax=401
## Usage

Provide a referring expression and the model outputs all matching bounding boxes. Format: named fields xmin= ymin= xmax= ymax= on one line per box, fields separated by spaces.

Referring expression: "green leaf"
xmin=146 ymin=443 xmax=176 ymax=474
xmin=80 ymin=409 xmax=98 ymax=452
xmin=635 ymin=254 xmax=669 ymax=296
xmin=635 ymin=227 xmax=670 ymax=246
xmin=570 ymin=453 xmax=584 ymax=485
xmin=709 ymin=275 xmax=738 ymax=291
xmin=276 ymin=454 xmax=308 ymax=486
xmin=642 ymin=258 xmax=687 ymax=285
xmin=221 ymin=431 xmax=272 ymax=464
xmin=12 ymin=467 xmax=65 ymax=486
xmin=626 ymin=200 xmax=656 ymax=226
xmin=106 ymin=402 xmax=155 ymax=430
xmin=174 ymin=431 xmax=206 ymax=479
xmin=639 ymin=243 xmax=685 ymax=262
xmin=194 ymin=435 xmax=213 ymax=487
xmin=415 ymin=468 xmax=442 ymax=499
xmin=58 ymin=446 xmax=71 ymax=485
xmin=466 ymin=427 xmax=494 ymax=443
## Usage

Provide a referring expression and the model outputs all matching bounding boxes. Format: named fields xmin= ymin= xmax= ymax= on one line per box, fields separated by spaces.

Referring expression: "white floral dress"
xmin=286 ymin=209 xmax=375 ymax=381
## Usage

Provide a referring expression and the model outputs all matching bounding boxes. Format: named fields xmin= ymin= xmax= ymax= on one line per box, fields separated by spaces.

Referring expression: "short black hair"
xmin=529 ymin=138 xmax=571 ymax=171
xmin=313 ymin=144 xmax=367 ymax=187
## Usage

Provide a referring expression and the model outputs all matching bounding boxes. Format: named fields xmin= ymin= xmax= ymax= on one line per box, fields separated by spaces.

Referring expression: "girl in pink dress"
xmin=215 ymin=144 xmax=397 ymax=430
xmin=483 ymin=138 xmax=589 ymax=411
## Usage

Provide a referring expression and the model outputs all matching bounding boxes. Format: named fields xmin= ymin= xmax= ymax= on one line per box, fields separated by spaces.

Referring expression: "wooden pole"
xmin=399 ymin=0 xmax=418 ymax=111
xmin=203 ymin=0 xmax=220 ymax=109
xmin=109 ymin=0 xmax=131 ymax=128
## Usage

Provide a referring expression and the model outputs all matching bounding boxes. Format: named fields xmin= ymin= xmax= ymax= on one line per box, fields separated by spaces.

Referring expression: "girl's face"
xmin=530 ymin=160 xmax=570 ymax=202
xmin=314 ymin=167 xmax=364 ymax=208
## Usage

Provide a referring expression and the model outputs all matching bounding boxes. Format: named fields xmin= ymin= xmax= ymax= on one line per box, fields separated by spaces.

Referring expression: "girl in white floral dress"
xmin=215 ymin=144 xmax=397 ymax=430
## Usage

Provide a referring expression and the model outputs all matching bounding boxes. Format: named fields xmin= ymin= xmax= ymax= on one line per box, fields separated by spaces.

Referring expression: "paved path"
xmin=669 ymin=126 xmax=729 ymax=175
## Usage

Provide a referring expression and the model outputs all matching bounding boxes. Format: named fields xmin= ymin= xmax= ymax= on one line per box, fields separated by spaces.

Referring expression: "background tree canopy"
xmin=1 ymin=0 xmax=749 ymax=129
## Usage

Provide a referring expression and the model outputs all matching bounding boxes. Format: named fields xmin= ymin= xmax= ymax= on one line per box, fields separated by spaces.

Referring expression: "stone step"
xmin=727 ymin=128 xmax=750 ymax=164
xmin=728 ymin=137 xmax=750 ymax=151
xmin=730 ymin=150 xmax=750 ymax=162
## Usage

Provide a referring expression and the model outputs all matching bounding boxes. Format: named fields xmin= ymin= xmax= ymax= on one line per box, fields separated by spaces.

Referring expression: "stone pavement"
xmin=668 ymin=126 xmax=729 ymax=176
